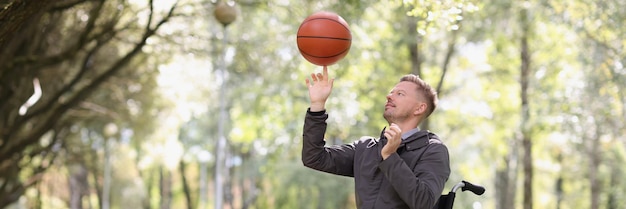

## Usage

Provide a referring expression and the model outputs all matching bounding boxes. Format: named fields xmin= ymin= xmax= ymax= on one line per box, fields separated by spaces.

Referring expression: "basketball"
xmin=297 ymin=11 xmax=352 ymax=66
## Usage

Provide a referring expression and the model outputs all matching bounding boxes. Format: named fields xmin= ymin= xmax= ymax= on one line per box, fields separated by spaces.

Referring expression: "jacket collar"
xmin=378 ymin=127 xmax=432 ymax=151
xmin=403 ymin=130 xmax=431 ymax=151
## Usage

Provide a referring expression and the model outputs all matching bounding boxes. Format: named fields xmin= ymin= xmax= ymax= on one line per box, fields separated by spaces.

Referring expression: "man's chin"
xmin=383 ymin=113 xmax=393 ymax=122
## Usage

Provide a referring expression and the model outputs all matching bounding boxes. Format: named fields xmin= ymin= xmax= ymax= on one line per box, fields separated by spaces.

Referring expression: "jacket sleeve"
xmin=378 ymin=142 xmax=451 ymax=209
xmin=301 ymin=109 xmax=356 ymax=177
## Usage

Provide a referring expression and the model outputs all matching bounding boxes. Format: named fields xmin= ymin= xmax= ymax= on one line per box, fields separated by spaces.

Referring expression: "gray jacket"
xmin=302 ymin=109 xmax=450 ymax=209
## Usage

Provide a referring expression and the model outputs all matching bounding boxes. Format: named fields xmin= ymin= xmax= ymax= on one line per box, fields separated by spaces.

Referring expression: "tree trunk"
xmin=589 ymin=128 xmax=601 ymax=209
xmin=495 ymin=147 xmax=518 ymax=209
xmin=142 ymin=168 xmax=154 ymax=209
xmin=555 ymin=153 xmax=563 ymax=209
xmin=159 ymin=167 xmax=172 ymax=209
xmin=519 ymin=5 xmax=533 ymax=209
xmin=435 ymin=28 xmax=458 ymax=99
xmin=35 ymin=182 xmax=42 ymax=209
xmin=102 ymin=139 xmax=112 ymax=209
xmin=198 ymin=162 xmax=208 ymax=209
xmin=406 ymin=12 xmax=422 ymax=76
xmin=606 ymin=160 xmax=618 ymax=209
xmin=92 ymin=167 xmax=103 ymax=209
xmin=179 ymin=161 xmax=194 ymax=209
xmin=606 ymin=148 xmax=623 ymax=209
xmin=214 ymin=24 xmax=231 ymax=209
xmin=69 ymin=163 xmax=89 ymax=209
xmin=241 ymin=171 xmax=258 ymax=209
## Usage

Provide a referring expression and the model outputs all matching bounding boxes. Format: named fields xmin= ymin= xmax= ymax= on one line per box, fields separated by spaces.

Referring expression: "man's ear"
xmin=413 ymin=103 xmax=427 ymax=115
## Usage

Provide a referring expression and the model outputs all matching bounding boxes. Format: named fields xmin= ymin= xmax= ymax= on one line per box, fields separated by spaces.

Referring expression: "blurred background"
xmin=0 ymin=0 xmax=624 ymax=208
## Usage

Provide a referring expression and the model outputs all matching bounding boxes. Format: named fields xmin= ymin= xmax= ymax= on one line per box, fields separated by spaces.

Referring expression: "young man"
xmin=302 ymin=67 xmax=450 ymax=209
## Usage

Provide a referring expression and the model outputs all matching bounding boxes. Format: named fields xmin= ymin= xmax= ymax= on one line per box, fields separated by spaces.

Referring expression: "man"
xmin=302 ymin=67 xmax=450 ymax=209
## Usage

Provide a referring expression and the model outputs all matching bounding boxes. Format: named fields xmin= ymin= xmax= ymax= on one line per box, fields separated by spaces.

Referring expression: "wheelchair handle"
xmin=450 ymin=180 xmax=485 ymax=195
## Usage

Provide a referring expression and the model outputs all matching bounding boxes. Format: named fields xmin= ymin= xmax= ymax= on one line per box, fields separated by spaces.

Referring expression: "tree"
xmin=0 ymin=0 xmax=178 ymax=207
xmin=518 ymin=2 xmax=533 ymax=209
xmin=550 ymin=0 xmax=626 ymax=208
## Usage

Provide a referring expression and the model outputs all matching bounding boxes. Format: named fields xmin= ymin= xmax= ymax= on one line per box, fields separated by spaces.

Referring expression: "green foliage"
xmin=2 ymin=0 xmax=625 ymax=208
xmin=400 ymin=0 xmax=480 ymax=34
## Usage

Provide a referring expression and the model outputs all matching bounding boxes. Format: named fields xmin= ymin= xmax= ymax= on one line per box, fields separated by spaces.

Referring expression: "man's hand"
xmin=381 ymin=123 xmax=402 ymax=160
xmin=306 ymin=66 xmax=334 ymax=112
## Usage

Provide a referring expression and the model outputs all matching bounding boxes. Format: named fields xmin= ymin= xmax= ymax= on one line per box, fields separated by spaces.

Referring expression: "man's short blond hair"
xmin=399 ymin=74 xmax=438 ymax=118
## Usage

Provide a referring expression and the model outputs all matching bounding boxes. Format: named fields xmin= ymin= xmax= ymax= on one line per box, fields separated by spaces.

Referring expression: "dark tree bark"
xmin=179 ymin=161 xmax=195 ymax=209
xmin=69 ymin=163 xmax=89 ymax=209
xmin=588 ymin=127 xmax=601 ymax=209
xmin=519 ymin=5 xmax=533 ymax=209
xmin=407 ymin=18 xmax=423 ymax=77
xmin=496 ymin=145 xmax=518 ymax=209
xmin=0 ymin=0 xmax=55 ymax=50
xmin=159 ymin=167 xmax=172 ymax=209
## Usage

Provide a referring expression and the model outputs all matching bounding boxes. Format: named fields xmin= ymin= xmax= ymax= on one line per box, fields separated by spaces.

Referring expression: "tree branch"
xmin=0 ymin=0 xmax=179 ymax=161
xmin=0 ymin=0 xmax=54 ymax=51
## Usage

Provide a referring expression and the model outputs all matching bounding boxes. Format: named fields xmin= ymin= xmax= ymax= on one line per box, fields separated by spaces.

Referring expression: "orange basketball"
xmin=297 ymin=11 xmax=352 ymax=66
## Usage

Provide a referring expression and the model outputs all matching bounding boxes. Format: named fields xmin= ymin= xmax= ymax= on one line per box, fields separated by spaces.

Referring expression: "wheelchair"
xmin=433 ymin=180 xmax=485 ymax=209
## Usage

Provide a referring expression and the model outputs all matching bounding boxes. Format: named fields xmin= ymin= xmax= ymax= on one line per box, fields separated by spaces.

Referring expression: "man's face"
xmin=383 ymin=81 xmax=423 ymax=123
